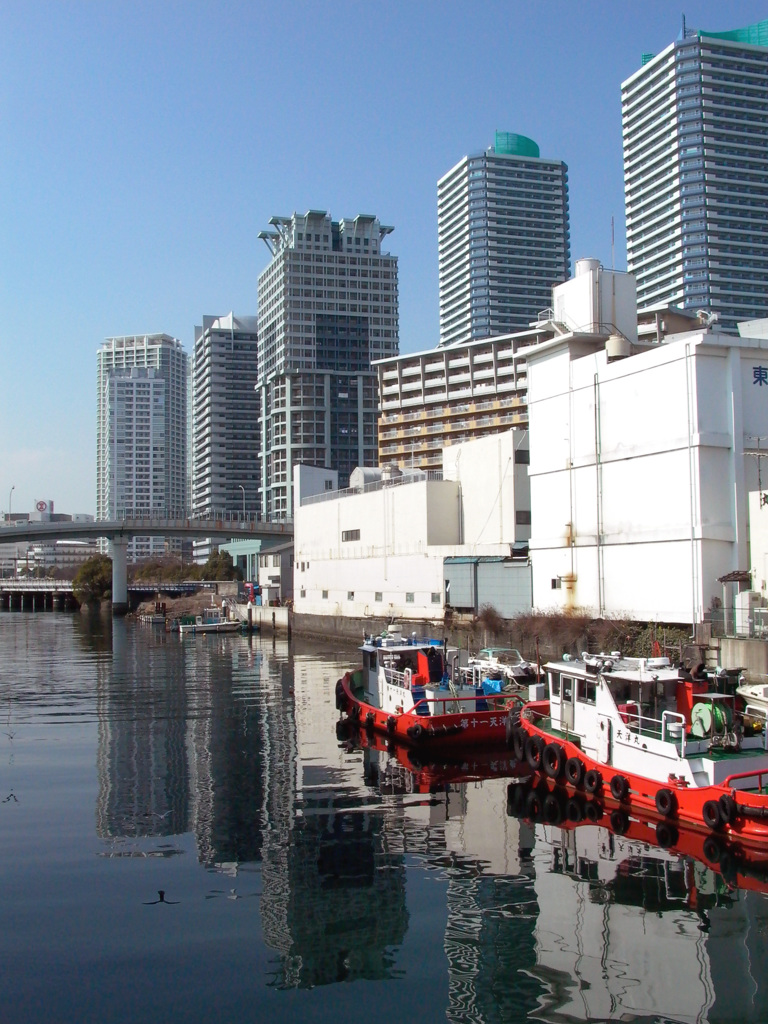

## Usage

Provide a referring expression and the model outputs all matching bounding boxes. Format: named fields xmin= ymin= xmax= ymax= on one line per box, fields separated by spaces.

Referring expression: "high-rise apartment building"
xmin=96 ymin=334 xmax=187 ymax=561
xmin=191 ymin=314 xmax=259 ymax=560
xmin=257 ymin=210 xmax=398 ymax=516
xmin=437 ymin=132 xmax=570 ymax=347
xmin=623 ymin=18 xmax=768 ymax=333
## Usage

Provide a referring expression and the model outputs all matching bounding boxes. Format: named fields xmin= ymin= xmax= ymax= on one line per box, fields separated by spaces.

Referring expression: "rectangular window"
xmin=406 ymin=593 xmax=414 ymax=603
xmin=550 ymin=673 xmax=561 ymax=697
xmin=514 ymin=448 xmax=530 ymax=465
xmin=551 ymin=578 xmax=561 ymax=590
xmin=516 ymin=511 xmax=531 ymax=525
xmin=347 ymin=591 xmax=354 ymax=600
xmin=375 ymin=592 xmax=383 ymax=602
xmin=577 ymin=678 xmax=596 ymax=704
xmin=431 ymin=593 xmax=441 ymax=603
xmin=300 ymin=589 xmax=306 ymax=598
xmin=322 ymin=590 xmax=328 ymax=599
xmin=341 ymin=529 xmax=361 ymax=542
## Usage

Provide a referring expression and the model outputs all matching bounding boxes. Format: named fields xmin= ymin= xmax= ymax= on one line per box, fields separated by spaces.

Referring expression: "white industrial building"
xmin=292 ymin=429 xmax=530 ymax=621
xmin=526 ymin=262 xmax=768 ymax=625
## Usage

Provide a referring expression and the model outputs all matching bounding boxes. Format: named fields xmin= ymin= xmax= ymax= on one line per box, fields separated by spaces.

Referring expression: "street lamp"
xmin=8 ymin=484 xmax=14 ymax=520
xmin=239 ymin=485 xmax=246 ymax=520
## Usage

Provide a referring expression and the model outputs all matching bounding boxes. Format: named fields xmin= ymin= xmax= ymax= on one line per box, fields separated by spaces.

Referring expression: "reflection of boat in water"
xmin=506 ymin=774 xmax=768 ymax=894
xmin=336 ymin=625 xmax=525 ymax=749
xmin=337 ymin=717 xmax=522 ymax=791
xmin=510 ymin=651 xmax=768 ymax=850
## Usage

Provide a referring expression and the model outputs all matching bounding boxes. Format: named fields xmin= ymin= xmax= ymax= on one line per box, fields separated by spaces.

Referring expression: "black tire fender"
xmin=703 ymin=799 xmax=722 ymax=831
xmin=584 ymin=769 xmax=603 ymax=795
xmin=655 ymin=787 xmax=678 ymax=818
xmin=542 ymin=743 xmax=566 ymax=780
xmin=610 ymin=774 xmax=629 ymax=803
xmin=525 ymin=734 xmax=545 ymax=771
xmin=565 ymin=757 xmax=584 ymax=787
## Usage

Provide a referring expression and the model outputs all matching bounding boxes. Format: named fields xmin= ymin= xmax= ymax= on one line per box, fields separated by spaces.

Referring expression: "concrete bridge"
xmin=0 ymin=514 xmax=293 ymax=615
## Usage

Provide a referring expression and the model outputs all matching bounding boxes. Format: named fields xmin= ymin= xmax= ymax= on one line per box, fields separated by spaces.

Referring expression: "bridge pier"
xmin=110 ymin=539 xmax=129 ymax=616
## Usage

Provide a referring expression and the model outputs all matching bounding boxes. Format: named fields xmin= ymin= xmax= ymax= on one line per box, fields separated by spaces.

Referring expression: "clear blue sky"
xmin=1 ymin=0 xmax=766 ymax=516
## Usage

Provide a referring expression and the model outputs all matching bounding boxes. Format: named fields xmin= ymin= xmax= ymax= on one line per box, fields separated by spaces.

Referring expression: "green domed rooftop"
xmin=493 ymin=132 xmax=540 ymax=158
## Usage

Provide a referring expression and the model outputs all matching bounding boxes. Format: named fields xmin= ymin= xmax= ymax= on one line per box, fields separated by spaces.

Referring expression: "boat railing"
xmin=722 ymin=767 xmax=768 ymax=793
xmin=413 ymin=694 xmax=499 ymax=715
xmin=616 ymin=708 xmax=688 ymax=751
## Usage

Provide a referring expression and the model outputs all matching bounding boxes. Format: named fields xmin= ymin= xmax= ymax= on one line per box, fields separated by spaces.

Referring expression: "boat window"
xmin=577 ymin=678 xmax=597 ymax=704
xmin=550 ymin=673 xmax=561 ymax=697
xmin=562 ymin=676 xmax=574 ymax=701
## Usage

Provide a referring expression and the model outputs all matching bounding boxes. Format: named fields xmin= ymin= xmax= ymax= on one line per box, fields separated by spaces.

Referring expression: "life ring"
xmin=512 ymin=726 xmax=526 ymax=763
xmin=565 ymin=757 xmax=585 ymax=787
xmin=655 ymin=787 xmax=678 ymax=818
xmin=584 ymin=769 xmax=603 ymax=795
xmin=542 ymin=743 xmax=566 ymax=780
xmin=610 ymin=774 xmax=629 ymax=802
xmin=525 ymin=734 xmax=545 ymax=771
xmin=702 ymin=799 xmax=722 ymax=831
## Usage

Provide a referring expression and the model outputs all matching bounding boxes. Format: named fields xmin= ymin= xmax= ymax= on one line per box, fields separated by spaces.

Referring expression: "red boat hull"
xmin=336 ymin=670 xmax=520 ymax=749
xmin=512 ymin=704 xmax=768 ymax=852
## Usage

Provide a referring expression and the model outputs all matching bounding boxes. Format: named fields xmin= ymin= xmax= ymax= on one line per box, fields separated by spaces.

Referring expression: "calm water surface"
xmin=1 ymin=612 xmax=768 ymax=1024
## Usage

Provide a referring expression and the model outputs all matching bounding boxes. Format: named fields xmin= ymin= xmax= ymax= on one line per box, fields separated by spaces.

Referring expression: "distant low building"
xmin=292 ymin=430 xmax=531 ymax=621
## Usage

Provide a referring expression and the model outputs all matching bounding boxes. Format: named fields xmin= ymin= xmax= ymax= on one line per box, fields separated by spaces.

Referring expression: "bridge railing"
xmin=114 ymin=508 xmax=293 ymax=526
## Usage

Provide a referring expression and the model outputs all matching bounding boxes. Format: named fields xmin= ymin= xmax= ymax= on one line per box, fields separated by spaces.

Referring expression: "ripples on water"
xmin=1 ymin=611 xmax=768 ymax=1024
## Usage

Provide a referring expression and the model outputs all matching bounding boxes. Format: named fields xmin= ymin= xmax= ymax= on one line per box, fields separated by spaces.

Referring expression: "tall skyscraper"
xmin=437 ymin=132 xmax=570 ymax=347
xmin=623 ymin=18 xmax=768 ymax=333
xmin=96 ymin=334 xmax=187 ymax=560
xmin=191 ymin=314 xmax=260 ymax=560
xmin=257 ymin=211 xmax=398 ymax=516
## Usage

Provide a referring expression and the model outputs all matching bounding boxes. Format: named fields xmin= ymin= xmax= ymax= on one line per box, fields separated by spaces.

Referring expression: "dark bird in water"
xmin=143 ymin=889 xmax=179 ymax=905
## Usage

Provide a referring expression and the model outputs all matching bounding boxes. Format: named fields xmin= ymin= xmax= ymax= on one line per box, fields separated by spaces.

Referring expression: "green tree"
xmin=72 ymin=555 xmax=113 ymax=605
xmin=200 ymin=550 xmax=242 ymax=581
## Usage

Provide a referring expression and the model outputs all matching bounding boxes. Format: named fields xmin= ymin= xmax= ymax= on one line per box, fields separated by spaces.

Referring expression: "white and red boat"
xmin=335 ymin=625 xmax=529 ymax=748
xmin=508 ymin=651 xmax=768 ymax=852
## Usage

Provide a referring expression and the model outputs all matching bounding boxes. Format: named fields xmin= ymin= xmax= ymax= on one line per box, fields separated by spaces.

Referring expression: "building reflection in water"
xmin=260 ymin=647 xmax=409 ymax=988
xmin=91 ymin=624 xmax=768 ymax=1018
xmin=96 ymin=622 xmax=190 ymax=840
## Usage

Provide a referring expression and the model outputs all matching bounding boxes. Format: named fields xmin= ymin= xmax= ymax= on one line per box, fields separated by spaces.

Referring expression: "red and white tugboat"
xmin=335 ymin=625 xmax=528 ymax=748
xmin=508 ymin=651 xmax=768 ymax=852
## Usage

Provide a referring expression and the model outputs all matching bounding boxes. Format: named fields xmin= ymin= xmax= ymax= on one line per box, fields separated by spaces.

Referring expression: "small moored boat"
xmin=335 ymin=625 xmax=530 ymax=748
xmin=508 ymin=651 xmax=768 ymax=852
